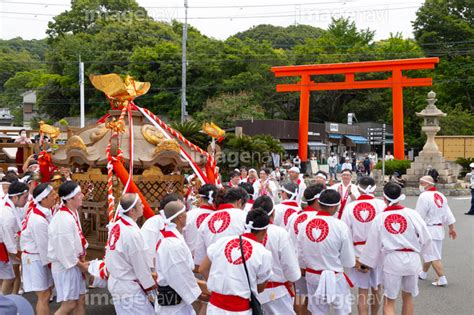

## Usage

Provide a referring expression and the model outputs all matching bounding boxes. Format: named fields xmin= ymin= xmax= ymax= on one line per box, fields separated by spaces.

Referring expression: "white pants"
xmin=262 ymin=294 xmax=295 ymax=314
xmin=113 ymin=293 xmax=155 ymax=315
xmin=52 ymin=266 xmax=86 ymax=302
xmin=306 ymin=274 xmax=352 ymax=315
xmin=383 ymin=272 xmax=419 ymax=300
xmin=22 ymin=259 xmax=53 ymax=292
xmin=348 ymin=266 xmax=382 ymax=290
xmin=207 ymin=303 xmax=252 ymax=315
xmin=423 ymin=239 xmax=443 ymax=262
xmin=0 ymin=261 xmax=14 ymax=280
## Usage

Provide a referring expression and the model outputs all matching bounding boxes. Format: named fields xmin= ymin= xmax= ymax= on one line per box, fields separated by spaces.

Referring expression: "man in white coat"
xmin=105 ymin=193 xmax=156 ymax=315
xmin=297 ymin=189 xmax=356 ymax=315
xmin=194 ymin=187 xmax=248 ymax=267
xmin=155 ymin=201 xmax=205 ymax=314
xmin=48 ymin=181 xmax=89 ymax=315
xmin=287 ymin=167 xmax=306 ymax=206
xmin=360 ymin=183 xmax=434 ymax=315
xmin=416 ymin=176 xmax=457 ymax=286
xmin=20 ymin=183 xmax=56 ymax=315
xmin=199 ymin=209 xmax=273 ymax=314
xmin=341 ymin=176 xmax=386 ymax=315
xmin=141 ymin=193 xmax=182 ymax=269
xmin=0 ymin=181 xmax=29 ymax=295
xmin=330 ymin=169 xmax=359 ymax=219
xmin=273 ymin=182 xmax=301 ymax=229
xmin=253 ymin=196 xmax=301 ymax=314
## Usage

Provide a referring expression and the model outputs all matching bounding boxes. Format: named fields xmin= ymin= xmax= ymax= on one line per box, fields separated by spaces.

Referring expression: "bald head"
xmin=164 ymin=201 xmax=185 ymax=222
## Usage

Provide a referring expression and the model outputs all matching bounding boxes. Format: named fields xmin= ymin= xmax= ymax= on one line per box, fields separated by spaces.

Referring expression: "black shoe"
xmin=464 ymin=212 xmax=474 ymax=215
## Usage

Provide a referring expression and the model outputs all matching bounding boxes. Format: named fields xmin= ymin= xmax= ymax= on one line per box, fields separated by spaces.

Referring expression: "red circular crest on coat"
xmin=434 ymin=193 xmax=443 ymax=208
xmin=107 ymin=224 xmax=120 ymax=250
xmin=208 ymin=211 xmax=231 ymax=234
xmin=305 ymin=218 xmax=329 ymax=242
xmin=384 ymin=214 xmax=408 ymax=234
xmin=224 ymin=238 xmax=253 ymax=265
xmin=196 ymin=213 xmax=211 ymax=229
xmin=353 ymin=202 xmax=376 ymax=223
xmin=294 ymin=213 xmax=308 ymax=235
xmin=284 ymin=208 xmax=297 ymax=226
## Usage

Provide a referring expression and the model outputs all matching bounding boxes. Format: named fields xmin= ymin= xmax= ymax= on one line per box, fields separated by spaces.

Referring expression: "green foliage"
xmin=170 ymin=121 xmax=210 ymax=150
xmin=194 ymin=92 xmax=266 ymax=129
xmin=439 ymin=105 xmax=474 ymax=135
xmin=375 ymin=160 xmax=412 ymax=175
xmin=455 ymin=157 xmax=474 ymax=177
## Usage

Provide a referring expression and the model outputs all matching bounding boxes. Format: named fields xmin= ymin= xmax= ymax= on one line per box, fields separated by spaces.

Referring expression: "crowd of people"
xmin=0 ymin=157 xmax=459 ymax=315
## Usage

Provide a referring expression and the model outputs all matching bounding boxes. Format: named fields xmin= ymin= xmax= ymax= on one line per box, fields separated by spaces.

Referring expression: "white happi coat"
xmin=184 ymin=204 xmax=215 ymax=257
xmin=105 ymin=215 xmax=155 ymax=300
xmin=243 ymin=200 xmax=254 ymax=212
xmin=360 ymin=205 xmax=434 ymax=276
xmin=253 ymin=179 xmax=278 ymax=200
xmin=273 ymin=200 xmax=301 ymax=229
xmin=415 ymin=188 xmax=456 ymax=241
xmin=259 ymin=224 xmax=301 ymax=304
xmin=20 ymin=204 xmax=52 ymax=266
xmin=206 ymin=233 xmax=272 ymax=314
xmin=297 ymin=211 xmax=355 ymax=273
xmin=295 ymin=178 xmax=306 ymax=206
xmin=329 ymin=182 xmax=360 ymax=219
xmin=47 ymin=207 xmax=87 ymax=273
xmin=140 ymin=214 xmax=164 ymax=269
xmin=0 ymin=198 xmax=21 ymax=259
xmin=155 ymin=228 xmax=201 ymax=315
xmin=286 ymin=206 xmax=319 ymax=246
xmin=194 ymin=204 xmax=247 ymax=265
xmin=341 ymin=195 xmax=386 ymax=257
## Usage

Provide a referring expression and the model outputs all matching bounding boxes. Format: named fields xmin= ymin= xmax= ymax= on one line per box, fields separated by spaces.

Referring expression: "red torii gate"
xmin=271 ymin=57 xmax=439 ymax=161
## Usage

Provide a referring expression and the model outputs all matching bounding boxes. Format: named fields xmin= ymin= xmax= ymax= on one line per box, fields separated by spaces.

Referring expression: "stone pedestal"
xmin=404 ymin=91 xmax=458 ymax=186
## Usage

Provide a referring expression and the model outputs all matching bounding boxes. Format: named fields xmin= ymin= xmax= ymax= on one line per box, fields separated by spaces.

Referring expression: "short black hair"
xmin=198 ymin=184 xmax=218 ymax=203
xmin=58 ymin=181 xmax=79 ymax=199
xmin=358 ymin=176 xmax=375 ymax=188
xmin=160 ymin=193 xmax=183 ymax=210
xmin=27 ymin=160 xmax=39 ymax=167
xmin=303 ymin=183 xmax=325 ymax=206
xmin=318 ymin=189 xmax=341 ymax=211
xmin=238 ymin=182 xmax=254 ymax=196
xmin=214 ymin=187 xmax=227 ymax=208
xmin=246 ymin=208 xmax=270 ymax=231
xmin=8 ymin=180 xmax=29 ymax=196
xmin=253 ymin=195 xmax=273 ymax=214
xmin=383 ymin=182 xmax=402 ymax=200
xmin=230 ymin=171 xmax=240 ymax=179
xmin=282 ymin=181 xmax=298 ymax=195
xmin=33 ymin=183 xmax=51 ymax=199
xmin=2 ymin=172 xmax=18 ymax=183
xmin=260 ymin=168 xmax=271 ymax=175
xmin=223 ymin=187 xmax=248 ymax=204
xmin=315 ymin=170 xmax=328 ymax=179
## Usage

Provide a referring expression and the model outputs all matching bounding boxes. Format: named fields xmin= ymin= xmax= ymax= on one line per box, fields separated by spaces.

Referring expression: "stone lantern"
xmin=405 ymin=91 xmax=457 ymax=185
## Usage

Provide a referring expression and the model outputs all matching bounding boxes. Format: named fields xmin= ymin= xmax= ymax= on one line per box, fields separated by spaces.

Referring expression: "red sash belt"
xmin=0 ymin=243 xmax=9 ymax=263
xmin=210 ymin=292 xmax=250 ymax=312
xmin=305 ymin=268 xmax=354 ymax=288
xmin=353 ymin=241 xmax=366 ymax=246
xmin=265 ymin=281 xmax=295 ymax=297
xmin=395 ymin=248 xmax=414 ymax=252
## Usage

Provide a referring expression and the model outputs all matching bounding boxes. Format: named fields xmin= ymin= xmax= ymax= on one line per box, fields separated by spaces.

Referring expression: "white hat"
xmin=289 ymin=166 xmax=300 ymax=174
xmin=470 ymin=163 xmax=474 ymax=168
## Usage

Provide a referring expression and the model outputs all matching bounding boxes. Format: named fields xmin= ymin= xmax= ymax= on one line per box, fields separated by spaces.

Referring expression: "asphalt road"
xmin=22 ymin=196 xmax=474 ymax=314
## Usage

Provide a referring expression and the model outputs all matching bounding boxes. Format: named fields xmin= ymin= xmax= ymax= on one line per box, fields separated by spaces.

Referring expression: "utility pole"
xmin=181 ymin=0 xmax=188 ymax=123
xmin=79 ymin=56 xmax=85 ymax=128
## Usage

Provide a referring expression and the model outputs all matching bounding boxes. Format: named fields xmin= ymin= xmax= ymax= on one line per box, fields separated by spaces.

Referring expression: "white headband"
xmin=199 ymin=190 xmax=214 ymax=204
xmin=244 ymin=220 xmax=269 ymax=232
xmin=160 ymin=205 xmax=186 ymax=231
xmin=8 ymin=189 xmax=28 ymax=197
xmin=19 ymin=175 xmax=32 ymax=184
xmin=61 ymin=185 xmax=81 ymax=201
xmin=34 ymin=185 xmax=53 ymax=204
xmin=118 ymin=194 xmax=140 ymax=214
xmin=267 ymin=198 xmax=275 ymax=216
xmin=420 ymin=178 xmax=435 ymax=186
xmin=383 ymin=192 xmax=406 ymax=206
xmin=357 ymin=184 xmax=376 ymax=195
xmin=318 ymin=199 xmax=341 ymax=207
xmin=315 ymin=173 xmax=327 ymax=181
xmin=281 ymin=186 xmax=298 ymax=200
xmin=305 ymin=193 xmax=320 ymax=203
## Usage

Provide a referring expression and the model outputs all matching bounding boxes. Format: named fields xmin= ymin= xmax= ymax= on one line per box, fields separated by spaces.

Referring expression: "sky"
xmin=0 ymin=0 xmax=425 ymax=41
